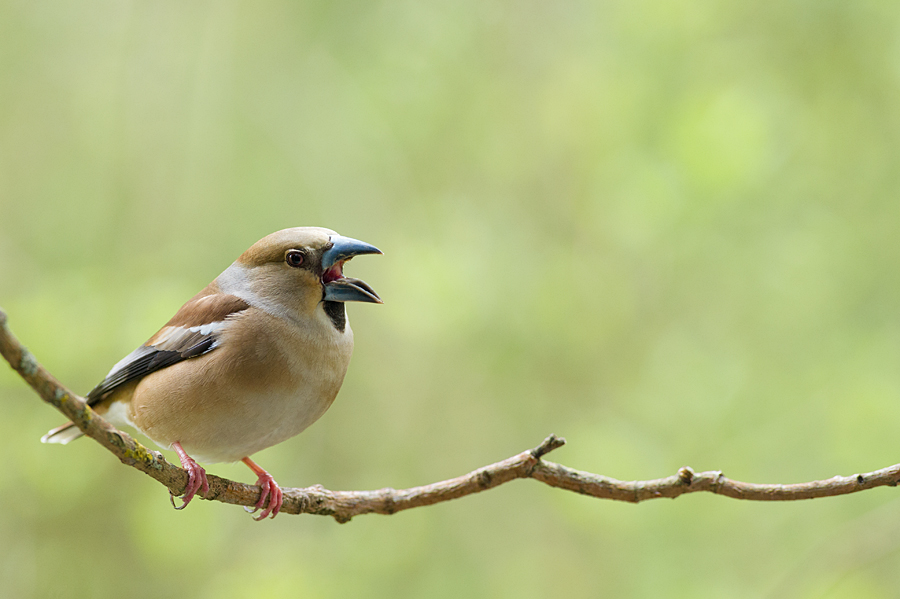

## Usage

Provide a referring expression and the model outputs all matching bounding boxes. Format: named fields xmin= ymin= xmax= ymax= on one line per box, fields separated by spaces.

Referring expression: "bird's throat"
xmin=322 ymin=301 xmax=346 ymax=332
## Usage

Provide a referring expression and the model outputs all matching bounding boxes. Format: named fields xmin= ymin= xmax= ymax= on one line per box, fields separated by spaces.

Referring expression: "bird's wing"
xmin=86 ymin=292 xmax=249 ymax=404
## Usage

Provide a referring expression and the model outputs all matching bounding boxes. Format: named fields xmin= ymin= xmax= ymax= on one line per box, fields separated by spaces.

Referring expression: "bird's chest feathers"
xmin=231 ymin=311 xmax=354 ymax=426
xmin=227 ymin=318 xmax=352 ymax=456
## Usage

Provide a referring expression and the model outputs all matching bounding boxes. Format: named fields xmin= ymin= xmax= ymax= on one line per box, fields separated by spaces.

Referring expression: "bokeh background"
xmin=2 ymin=1 xmax=900 ymax=597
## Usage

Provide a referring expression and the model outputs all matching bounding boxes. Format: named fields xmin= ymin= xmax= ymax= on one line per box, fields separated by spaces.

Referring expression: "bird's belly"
xmin=181 ymin=387 xmax=336 ymax=463
xmin=130 ymin=381 xmax=341 ymax=463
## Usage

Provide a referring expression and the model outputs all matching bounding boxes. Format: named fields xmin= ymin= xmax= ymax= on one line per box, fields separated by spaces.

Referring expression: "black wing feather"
xmin=86 ymin=331 xmax=218 ymax=405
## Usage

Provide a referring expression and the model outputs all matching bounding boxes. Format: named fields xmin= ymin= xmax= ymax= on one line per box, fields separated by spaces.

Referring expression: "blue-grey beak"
xmin=321 ymin=235 xmax=383 ymax=304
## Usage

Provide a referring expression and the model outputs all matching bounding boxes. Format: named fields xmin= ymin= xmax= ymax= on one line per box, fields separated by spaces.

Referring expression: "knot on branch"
xmin=379 ymin=488 xmax=398 ymax=514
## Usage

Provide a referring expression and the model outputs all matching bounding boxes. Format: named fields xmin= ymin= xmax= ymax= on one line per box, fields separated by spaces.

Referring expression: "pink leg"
xmin=170 ymin=442 xmax=209 ymax=510
xmin=242 ymin=457 xmax=283 ymax=520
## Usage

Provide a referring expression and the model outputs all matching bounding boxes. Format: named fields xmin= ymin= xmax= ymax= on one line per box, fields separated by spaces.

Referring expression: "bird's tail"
xmin=41 ymin=422 xmax=85 ymax=444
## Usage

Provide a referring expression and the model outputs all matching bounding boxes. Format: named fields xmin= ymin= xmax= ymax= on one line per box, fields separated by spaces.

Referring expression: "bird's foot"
xmin=242 ymin=457 xmax=283 ymax=520
xmin=169 ymin=441 xmax=209 ymax=510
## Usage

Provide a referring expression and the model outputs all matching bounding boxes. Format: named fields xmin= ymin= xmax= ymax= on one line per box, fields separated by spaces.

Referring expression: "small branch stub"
xmin=531 ymin=434 xmax=566 ymax=459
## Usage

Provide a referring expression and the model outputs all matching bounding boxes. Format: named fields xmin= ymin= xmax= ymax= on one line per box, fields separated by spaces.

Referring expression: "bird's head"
xmin=220 ymin=227 xmax=382 ymax=324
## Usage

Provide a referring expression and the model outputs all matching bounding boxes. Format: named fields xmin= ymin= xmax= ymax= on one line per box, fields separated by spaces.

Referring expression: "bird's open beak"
xmin=321 ymin=235 xmax=383 ymax=304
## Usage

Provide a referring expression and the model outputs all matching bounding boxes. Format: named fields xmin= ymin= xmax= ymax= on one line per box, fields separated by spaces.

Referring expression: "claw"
xmin=242 ymin=457 xmax=283 ymax=520
xmin=171 ymin=442 xmax=209 ymax=510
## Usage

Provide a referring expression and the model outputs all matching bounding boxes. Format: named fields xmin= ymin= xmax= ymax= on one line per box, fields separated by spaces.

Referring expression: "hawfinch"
xmin=42 ymin=227 xmax=382 ymax=519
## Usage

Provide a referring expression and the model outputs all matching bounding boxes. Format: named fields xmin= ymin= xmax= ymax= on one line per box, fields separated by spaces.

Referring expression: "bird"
xmin=41 ymin=227 xmax=382 ymax=519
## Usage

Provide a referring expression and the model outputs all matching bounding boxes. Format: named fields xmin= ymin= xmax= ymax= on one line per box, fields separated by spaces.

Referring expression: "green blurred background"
xmin=2 ymin=1 xmax=900 ymax=597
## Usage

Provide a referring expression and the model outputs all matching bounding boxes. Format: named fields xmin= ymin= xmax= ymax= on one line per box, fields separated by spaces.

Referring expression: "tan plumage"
xmin=43 ymin=227 xmax=382 ymax=519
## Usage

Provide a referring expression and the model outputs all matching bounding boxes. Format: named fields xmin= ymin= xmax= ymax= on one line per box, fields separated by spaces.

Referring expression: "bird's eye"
xmin=285 ymin=250 xmax=305 ymax=268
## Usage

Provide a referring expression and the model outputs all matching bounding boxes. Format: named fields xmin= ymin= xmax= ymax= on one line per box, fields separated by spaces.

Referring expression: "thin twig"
xmin=1 ymin=306 xmax=898 ymax=522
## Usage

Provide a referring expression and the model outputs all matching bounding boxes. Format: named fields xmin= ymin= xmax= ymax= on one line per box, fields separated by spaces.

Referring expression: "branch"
xmin=2 ymin=307 xmax=898 ymax=522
